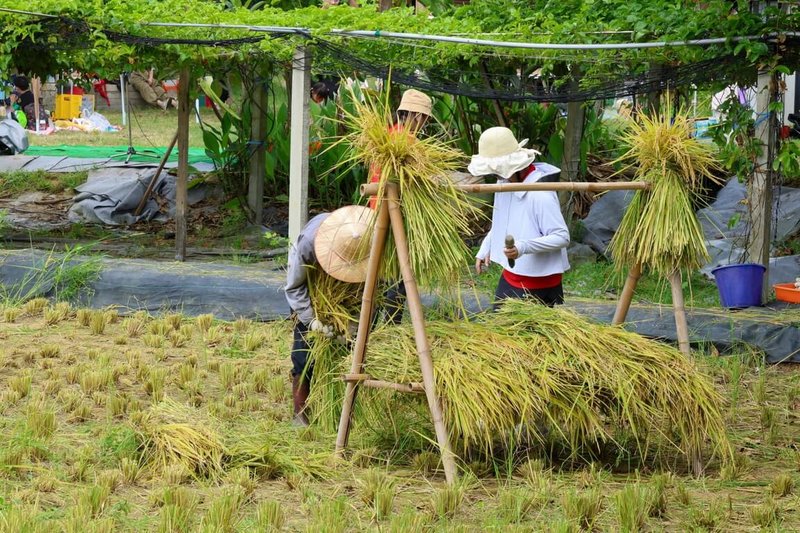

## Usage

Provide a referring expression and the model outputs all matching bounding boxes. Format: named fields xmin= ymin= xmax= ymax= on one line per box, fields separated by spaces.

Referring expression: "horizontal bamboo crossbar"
xmin=342 ymin=374 xmax=425 ymax=393
xmin=361 ymin=180 xmax=649 ymax=196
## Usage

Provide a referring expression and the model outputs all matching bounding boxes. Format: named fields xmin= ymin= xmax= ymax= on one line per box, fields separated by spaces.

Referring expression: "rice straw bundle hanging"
xmin=608 ymin=103 xmax=721 ymax=275
xmin=355 ymin=300 xmax=732 ymax=467
xmin=336 ymin=87 xmax=484 ymax=288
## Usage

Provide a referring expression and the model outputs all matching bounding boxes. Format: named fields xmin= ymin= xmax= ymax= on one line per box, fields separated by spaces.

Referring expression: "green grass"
xmin=564 ymin=260 xmax=720 ymax=307
xmin=32 ymin=108 xmax=213 ymax=149
xmin=0 ymin=170 xmax=88 ymax=198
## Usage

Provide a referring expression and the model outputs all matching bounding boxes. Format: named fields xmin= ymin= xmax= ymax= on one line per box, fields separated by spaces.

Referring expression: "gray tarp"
xmin=2 ymin=249 xmax=798 ymax=363
xmin=68 ymin=168 xmax=209 ymax=225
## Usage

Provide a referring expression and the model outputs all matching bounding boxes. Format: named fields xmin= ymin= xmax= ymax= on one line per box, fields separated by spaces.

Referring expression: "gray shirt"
xmin=284 ymin=213 xmax=329 ymax=325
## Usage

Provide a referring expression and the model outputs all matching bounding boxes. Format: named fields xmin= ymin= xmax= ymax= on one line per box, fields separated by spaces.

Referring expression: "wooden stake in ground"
xmin=385 ymin=183 xmax=457 ymax=483
xmin=248 ymin=81 xmax=267 ymax=225
xmin=612 ymin=263 xmax=642 ymax=325
xmin=335 ymin=197 xmax=391 ymax=453
xmin=175 ymin=66 xmax=191 ymax=262
xmin=134 ymin=131 xmax=178 ymax=217
xmin=668 ymin=270 xmax=691 ymax=356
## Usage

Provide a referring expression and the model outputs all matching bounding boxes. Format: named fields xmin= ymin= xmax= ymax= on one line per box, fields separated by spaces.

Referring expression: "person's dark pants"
xmin=382 ymin=280 xmax=406 ymax=325
xmin=291 ymin=321 xmax=313 ymax=383
xmin=493 ymin=275 xmax=564 ymax=310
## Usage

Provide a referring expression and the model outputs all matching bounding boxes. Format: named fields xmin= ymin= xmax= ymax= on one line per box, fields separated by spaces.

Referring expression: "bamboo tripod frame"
xmin=335 ymin=182 xmax=458 ymax=484
xmin=335 ymin=178 xmax=693 ymax=483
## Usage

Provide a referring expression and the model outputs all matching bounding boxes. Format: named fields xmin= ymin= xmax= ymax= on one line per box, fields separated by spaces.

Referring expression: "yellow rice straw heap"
xmin=337 ymin=87 xmax=484 ymax=288
xmin=608 ymin=104 xmax=721 ymax=275
xmin=318 ymin=300 xmax=732 ymax=468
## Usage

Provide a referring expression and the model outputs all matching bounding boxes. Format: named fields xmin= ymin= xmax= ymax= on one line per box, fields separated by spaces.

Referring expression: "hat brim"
xmin=467 ymin=144 xmax=540 ymax=180
xmin=314 ymin=206 xmax=373 ymax=283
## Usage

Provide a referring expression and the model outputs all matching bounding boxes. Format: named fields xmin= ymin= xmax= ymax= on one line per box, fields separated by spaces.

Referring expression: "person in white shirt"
xmin=469 ymin=127 xmax=570 ymax=307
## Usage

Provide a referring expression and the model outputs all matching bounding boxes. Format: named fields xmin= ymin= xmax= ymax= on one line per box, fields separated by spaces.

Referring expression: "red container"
xmin=774 ymin=283 xmax=800 ymax=304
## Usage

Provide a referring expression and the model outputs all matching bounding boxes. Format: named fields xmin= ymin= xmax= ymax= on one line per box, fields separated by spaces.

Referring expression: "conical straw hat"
xmin=314 ymin=205 xmax=374 ymax=283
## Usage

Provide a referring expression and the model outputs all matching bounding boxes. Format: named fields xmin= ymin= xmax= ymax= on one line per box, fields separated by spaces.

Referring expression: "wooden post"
xmin=479 ymin=61 xmax=506 ymax=128
xmin=746 ymin=68 xmax=777 ymax=300
xmin=288 ymin=47 xmax=311 ymax=244
xmin=248 ymin=80 xmax=267 ymax=225
xmin=385 ymin=183 xmax=458 ymax=484
xmin=668 ymin=270 xmax=691 ymax=356
xmin=335 ymin=198 xmax=391 ymax=453
xmin=560 ymin=84 xmax=585 ymax=215
xmin=32 ymin=77 xmax=41 ymax=133
xmin=134 ymin=131 xmax=178 ymax=217
xmin=612 ymin=263 xmax=642 ymax=325
xmin=175 ymin=66 xmax=191 ymax=262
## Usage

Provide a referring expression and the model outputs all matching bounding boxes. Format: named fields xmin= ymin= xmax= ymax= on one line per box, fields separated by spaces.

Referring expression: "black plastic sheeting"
xmin=0 ymin=249 xmax=289 ymax=321
xmin=2 ymin=249 xmax=798 ymax=363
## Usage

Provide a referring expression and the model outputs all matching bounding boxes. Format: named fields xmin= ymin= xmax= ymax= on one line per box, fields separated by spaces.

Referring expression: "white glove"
xmin=309 ymin=318 xmax=334 ymax=338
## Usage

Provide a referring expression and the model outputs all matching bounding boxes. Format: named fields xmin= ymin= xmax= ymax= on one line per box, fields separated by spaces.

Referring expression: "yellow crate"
xmin=53 ymin=94 xmax=82 ymax=120
xmin=53 ymin=94 xmax=94 ymax=120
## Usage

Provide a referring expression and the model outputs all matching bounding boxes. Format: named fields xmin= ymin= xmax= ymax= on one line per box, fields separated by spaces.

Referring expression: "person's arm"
xmin=284 ymin=238 xmax=316 ymax=326
xmin=475 ymin=230 xmax=492 ymax=273
xmin=147 ymin=69 xmax=155 ymax=86
xmin=515 ymin=193 xmax=570 ymax=255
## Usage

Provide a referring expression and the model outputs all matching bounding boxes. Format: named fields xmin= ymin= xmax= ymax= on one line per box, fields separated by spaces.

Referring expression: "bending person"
xmin=284 ymin=206 xmax=373 ymax=426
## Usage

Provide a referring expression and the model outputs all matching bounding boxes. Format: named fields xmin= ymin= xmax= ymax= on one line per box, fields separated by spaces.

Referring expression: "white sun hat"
xmin=397 ymin=89 xmax=432 ymax=116
xmin=314 ymin=205 xmax=374 ymax=283
xmin=467 ymin=127 xmax=540 ymax=180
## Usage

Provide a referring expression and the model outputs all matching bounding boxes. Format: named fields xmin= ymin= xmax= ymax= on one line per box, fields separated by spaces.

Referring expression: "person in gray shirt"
xmin=285 ymin=205 xmax=373 ymax=426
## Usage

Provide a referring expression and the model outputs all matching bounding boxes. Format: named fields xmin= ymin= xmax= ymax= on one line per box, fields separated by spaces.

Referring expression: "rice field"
xmin=0 ymin=302 xmax=799 ymax=532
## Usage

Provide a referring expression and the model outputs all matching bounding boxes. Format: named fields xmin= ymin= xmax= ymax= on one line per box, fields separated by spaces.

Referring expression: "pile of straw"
xmin=306 ymin=267 xmax=364 ymax=335
xmin=313 ymin=301 xmax=732 ymax=466
xmin=608 ymin=106 xmax=721 ymax=275
xmin=337 ymin=88 xmax=484 ymax=288
xmin=132 ymin=399 xmax=227 ymax=479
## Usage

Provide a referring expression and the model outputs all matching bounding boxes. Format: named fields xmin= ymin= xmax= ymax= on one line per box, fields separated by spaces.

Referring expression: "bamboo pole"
xmin=612 ymin=263 xmax=642 ymax=325
xmin=335 ymin=196 xmax=391 ymax=454
xmin=32 ymin=76 xmax=41 ymax=133
xmin=361 ymin=180 xmax=648 ymax=196
xmin=385 ymin=183 xmax=458 ymax=484
xmin=175 ymin=66 xmax=191 ymax=262
xmin=363 ymin=380 xmax=425 ymax=394
xmin=134 ymin=131 xmax=178 ymax=217
xmin=668 ymin=270 xmax=691 ymax=356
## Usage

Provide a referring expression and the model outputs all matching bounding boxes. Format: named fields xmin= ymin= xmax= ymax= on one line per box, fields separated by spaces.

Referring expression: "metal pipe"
xmin=330 ymin=29 xmax=765 ymax=50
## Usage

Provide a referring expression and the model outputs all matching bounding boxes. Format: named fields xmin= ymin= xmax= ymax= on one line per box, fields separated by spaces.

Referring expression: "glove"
xmin=346 ymin=320 xmax=359 ymax=338
xmin=309 ymin=318 xmax=334 ymax=338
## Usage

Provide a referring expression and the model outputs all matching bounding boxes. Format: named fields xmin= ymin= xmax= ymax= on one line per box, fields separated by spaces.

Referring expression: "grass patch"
xmin=0 ymin=170 xmax=87 ymax=197
xmin=564 ymin=260 xmax=720 ymax=307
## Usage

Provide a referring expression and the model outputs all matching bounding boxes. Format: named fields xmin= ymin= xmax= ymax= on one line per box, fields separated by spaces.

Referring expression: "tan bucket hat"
xmin=397 ymin=89 xmax=432 ymax=116
xmin=314 ymin=206 xmax=374 ymax=283
xmin=467 ymin=127 xmax=540 ymax=180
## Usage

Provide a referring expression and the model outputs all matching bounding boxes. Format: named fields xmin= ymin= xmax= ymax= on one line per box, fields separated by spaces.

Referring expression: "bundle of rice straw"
xmin=132 ymin=399 xmax=227 ymax=479
xmin=314 ymin=300 xmax=732 ymax=467
xmin=306 ymin=266 xmax=364 ymax=335
xmin=336 ymin=87 xmax=484 ymax=288
xmin=608 ymin=103 xmax=721 ymax=275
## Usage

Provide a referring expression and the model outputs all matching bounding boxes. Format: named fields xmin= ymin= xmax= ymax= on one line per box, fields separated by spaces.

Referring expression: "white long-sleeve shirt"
xmin=476 ymin=162 xmax=570 ymax=277
xmin=284 ymin=213 xmax=329 ymax=325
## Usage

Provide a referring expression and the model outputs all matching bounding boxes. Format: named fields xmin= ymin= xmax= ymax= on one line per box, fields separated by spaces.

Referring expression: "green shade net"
xmin=25 ymin=145 xmax=213 ymax=165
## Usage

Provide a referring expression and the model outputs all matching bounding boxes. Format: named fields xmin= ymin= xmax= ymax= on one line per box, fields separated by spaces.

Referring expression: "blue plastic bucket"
xmin=711 ymin=263 xmax=766 ymax=309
